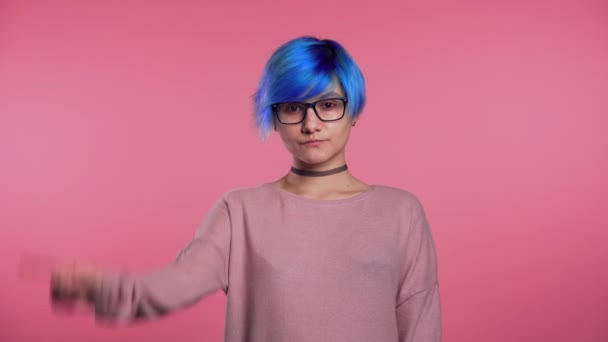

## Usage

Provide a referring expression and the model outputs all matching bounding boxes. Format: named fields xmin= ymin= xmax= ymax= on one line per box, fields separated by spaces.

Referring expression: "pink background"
xmin=1 ymin=1 xmax=607 ymax=341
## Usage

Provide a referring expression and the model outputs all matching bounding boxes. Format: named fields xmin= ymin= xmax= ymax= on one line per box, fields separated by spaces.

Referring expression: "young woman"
xmin=51 ymin=36 xmax=442 ymax=341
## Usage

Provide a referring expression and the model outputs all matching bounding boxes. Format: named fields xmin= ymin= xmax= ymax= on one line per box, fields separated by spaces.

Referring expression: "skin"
xmin=272 ymin=80 xmax=371 ymax=200
xmin=50 ymin=261 xmax=101 ymax=310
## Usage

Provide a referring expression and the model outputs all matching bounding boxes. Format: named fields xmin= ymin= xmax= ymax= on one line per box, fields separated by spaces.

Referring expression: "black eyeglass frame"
xmin=271 ymin=97 xmax=348 ymax=125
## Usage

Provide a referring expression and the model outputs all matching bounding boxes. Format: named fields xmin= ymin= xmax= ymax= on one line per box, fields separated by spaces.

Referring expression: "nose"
xmin=301 ymin=106 xmax=322 ymax=133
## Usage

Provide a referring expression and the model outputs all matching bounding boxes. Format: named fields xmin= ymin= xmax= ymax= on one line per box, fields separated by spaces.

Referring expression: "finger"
xmin=50 ymin=271 xmax=61 ymax=299
xmin=73 ymin=291 xmax=92 ymax=313
xmin=51 ymin=266 xmax=75 ymax=301
xmin=51 ymin=270 xmax=69 ymax=300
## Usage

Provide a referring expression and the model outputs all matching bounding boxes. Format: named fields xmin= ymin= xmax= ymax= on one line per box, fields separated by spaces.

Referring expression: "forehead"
xmin=304 ymin=81 xmax=345 ymax=102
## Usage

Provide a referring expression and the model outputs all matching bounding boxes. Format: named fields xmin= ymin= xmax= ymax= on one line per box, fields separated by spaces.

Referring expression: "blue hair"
xmin=253 ymin=36 xmax=366 ymax=140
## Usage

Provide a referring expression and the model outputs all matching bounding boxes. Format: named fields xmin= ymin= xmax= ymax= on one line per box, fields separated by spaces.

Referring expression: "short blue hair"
xmin=253 ymin=36 xmax=366 ymax=140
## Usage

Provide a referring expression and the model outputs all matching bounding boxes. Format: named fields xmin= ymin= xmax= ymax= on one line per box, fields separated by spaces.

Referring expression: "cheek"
xmin=278 ymin=130 xmax=299 ymax=151
xmin=332 ymin=126 xmax=352 ymax=146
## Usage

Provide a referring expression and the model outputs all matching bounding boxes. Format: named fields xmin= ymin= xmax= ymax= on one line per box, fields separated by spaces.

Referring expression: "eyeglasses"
xmin=272 ymin=97 xmax=348 ymax=124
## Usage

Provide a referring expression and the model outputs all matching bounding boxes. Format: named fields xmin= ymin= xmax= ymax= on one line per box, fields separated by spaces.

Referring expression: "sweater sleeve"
xmin=395 ymin=197 xmax=442 ymax=341
xmin=93 ymin=196 xmax=232 ymax=324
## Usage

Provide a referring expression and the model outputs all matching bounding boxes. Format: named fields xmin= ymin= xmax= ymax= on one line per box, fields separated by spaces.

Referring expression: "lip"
xmin=302 ymin=139 xmax=325 ymax=145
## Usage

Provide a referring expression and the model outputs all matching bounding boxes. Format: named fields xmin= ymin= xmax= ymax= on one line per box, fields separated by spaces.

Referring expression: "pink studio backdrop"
xmin=1 ymin=1 xmax=607 ymax=341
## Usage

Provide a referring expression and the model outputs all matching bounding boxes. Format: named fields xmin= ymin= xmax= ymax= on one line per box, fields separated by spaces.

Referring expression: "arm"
xmin=93 ymin=196 xmax=232 ymax=323
xmin=395 ymin=197 xmax=442 ymax=341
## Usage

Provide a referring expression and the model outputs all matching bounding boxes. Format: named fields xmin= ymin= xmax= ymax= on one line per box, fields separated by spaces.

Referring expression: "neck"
xmin=282 ymin=170 xmax=356 ymax=196
xmin=283 ymin=158 xmax=356 ymax=192
xmin=290 ymin=164 xmax=348 ymax=177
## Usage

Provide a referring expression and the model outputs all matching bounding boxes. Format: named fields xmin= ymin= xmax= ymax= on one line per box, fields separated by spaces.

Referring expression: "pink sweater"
xmin=95 ymin=182 xmax=442 ymax=341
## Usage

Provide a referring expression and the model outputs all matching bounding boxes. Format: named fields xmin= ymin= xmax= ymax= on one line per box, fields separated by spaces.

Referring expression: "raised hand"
xmin=49 ymin=261 xmax=102 ymax=313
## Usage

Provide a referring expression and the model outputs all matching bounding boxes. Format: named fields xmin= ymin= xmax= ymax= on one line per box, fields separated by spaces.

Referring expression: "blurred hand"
xmin=50 ymin=261 xmax=101 ymax=313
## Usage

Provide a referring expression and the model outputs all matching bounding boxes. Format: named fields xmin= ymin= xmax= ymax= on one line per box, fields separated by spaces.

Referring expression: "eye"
xmin=319 ymin=100 xmax=338 ymax=110
xmin=278 ymin=103 xmax=303 ymax=114
xmin=285 ymin=104 xmax=303 ymax=113
xmin=289 ymin=105 xmax=301 ymax=112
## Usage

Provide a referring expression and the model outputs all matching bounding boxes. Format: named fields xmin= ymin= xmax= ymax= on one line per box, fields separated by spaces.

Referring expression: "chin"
xmin=295 ymin=152 xmax=336 ymax=166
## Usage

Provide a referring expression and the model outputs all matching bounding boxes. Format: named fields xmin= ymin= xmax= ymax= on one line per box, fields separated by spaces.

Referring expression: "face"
xmin=273 ymin=81 xmax=357 ymax=169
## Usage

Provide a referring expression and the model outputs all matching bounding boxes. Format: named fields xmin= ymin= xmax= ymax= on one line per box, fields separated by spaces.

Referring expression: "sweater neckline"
xmin=266 ymin=181 xmax=377 ymax=206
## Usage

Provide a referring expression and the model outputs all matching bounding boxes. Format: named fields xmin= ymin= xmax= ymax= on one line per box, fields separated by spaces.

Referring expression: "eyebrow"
xmin=277 ymin=91 xmax=346 ymax=105
xmin=314 ymin=91 xmax=344 ymax=100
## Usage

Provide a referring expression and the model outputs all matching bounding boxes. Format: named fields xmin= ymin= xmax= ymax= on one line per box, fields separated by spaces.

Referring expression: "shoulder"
xmin=372 ymin=184 xmax=425 ymax=207
xmin=370 ymin=184 xmax=429 ymax=222
xmin=217 ymin=182 xmax=275 ymax=205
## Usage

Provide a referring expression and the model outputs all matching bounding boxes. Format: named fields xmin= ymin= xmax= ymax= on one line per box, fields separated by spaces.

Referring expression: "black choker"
xmin=290 ymin=164 xmax=348 ymax=177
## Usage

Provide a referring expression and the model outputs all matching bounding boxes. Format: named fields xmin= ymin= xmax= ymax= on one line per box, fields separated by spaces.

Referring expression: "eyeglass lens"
xmin=276 ymin=99 xmax=345 ymax=124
